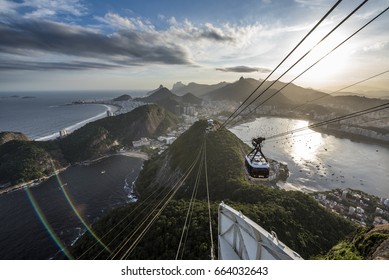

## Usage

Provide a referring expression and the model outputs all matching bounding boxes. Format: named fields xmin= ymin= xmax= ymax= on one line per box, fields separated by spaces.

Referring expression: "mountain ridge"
xmin=0 ymin=104 xmax=178 ymax=185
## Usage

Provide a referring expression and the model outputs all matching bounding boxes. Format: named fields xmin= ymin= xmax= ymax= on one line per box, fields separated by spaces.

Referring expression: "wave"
xmin=35 ymin=104 xmax=112 ymax=141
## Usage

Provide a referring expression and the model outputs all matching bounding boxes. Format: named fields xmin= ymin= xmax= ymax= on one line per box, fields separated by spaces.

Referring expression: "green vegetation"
xmin=0 ymin=104 xmax=178 ymax=184
xmin=0 ymin=131 xmax=30 ymax=145
xmin=71 ymin=120 xmax=356 ymax=260
xmin=0 ymin=140 xmax=62 ymax=184
xmin=323 ymin=225 xmax=389 ymax=260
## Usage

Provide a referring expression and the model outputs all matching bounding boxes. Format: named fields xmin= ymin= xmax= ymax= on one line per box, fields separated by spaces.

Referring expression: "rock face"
xmin=0 ymin=132 xmax=30 ymax=145
xmin=369 ymin=224 xmax=389 ymax=260
xmin=324 ymin=223 xmax=389 ymax=260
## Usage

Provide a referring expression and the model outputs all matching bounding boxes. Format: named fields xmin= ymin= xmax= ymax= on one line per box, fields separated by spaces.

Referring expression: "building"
xmin=132 ymin=137 xmax=150 ymax=148
xmin=59 ymin=129 xmax=68 ymax=138
xmin=106 ymin=109 xmax=114 ymax=117
xmin=349 ymin=206 xmax=356 ymax=215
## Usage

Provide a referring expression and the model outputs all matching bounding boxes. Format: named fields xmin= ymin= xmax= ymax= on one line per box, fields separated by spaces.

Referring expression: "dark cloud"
xmin=0 ymin=18 xmax=192 ymax=70
xmin=199 ymin=26 xmax=234 ymax=42
xmin=216 ymin=66 xmax=271 ymax=73
xmin=0 ymin=60 xmax=124 ymax=71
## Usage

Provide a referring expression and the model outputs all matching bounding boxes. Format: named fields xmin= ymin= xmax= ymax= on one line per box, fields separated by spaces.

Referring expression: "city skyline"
xmin=0 ymin=0 xmax=388 ymax=94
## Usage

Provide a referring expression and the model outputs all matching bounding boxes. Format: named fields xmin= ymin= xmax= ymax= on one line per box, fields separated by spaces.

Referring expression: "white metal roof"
xmin=218 ymin=202 xmax=303 ymax=260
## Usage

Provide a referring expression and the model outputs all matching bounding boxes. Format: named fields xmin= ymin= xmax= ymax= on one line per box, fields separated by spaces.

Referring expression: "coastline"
xmin=231 ymin=113 xmax=388 ymax=148
xmin=0 ymin=165 xmax=69 ymax=196
xmin=0 ymin=151 xmax=148 ymax=197
xmin=34 ymin=103 xmax=119 ymax=141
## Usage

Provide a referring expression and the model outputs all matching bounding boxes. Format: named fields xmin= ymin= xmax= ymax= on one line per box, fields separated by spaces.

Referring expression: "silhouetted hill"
xmin=112 ymin=94 xmax=132 ymax=101
xmin=171 ymin=81 xmax=228 ymax=96
xmin=137 ymin=86 xmax=203 ymax=113
xmin=315 ymin=95 xmax=388 ymax=112
xmin=181 ymin=92 xmax=202 ymax=105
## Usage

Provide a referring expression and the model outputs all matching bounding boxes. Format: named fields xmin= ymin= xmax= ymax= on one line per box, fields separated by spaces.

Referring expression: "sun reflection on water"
xmin=288 ymin=120 xmax=324 ymax=162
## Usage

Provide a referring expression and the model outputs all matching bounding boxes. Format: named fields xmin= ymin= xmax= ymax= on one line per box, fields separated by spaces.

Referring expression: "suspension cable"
xmin=176 ymin=141 xmax=205 ymax=259
xmin=204 ymin=136 xmax=215 ymax=260
xmin=220 ymin=0 xmax=343 ymax=128
xmin=267 ymin=103 xmax=389 ymax=140
xmin=221 ymin=0 xmax=369 ymax=129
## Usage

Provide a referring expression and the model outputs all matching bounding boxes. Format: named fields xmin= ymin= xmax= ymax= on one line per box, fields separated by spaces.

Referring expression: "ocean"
xmin=0 ymin=90 xmax=146 ymax=140
xmin=0 ymin=155 xmax=143 ymax=260
xmin=0 ymin=90 xmax=147 ymax=260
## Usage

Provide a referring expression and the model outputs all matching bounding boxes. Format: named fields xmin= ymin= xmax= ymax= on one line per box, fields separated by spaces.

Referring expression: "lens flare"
xmin=49 ymin=159 xmax=111 ymax=253
xmin=25 ymin=189 xmax=73 ymax=260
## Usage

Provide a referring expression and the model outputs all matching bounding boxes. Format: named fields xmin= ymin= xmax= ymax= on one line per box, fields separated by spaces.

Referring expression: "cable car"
xmin=245 ymin=137 xmax=270 ymax=178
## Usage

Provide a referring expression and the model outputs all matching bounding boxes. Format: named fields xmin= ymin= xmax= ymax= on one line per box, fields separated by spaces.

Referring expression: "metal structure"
xmin=218 ymin=202 xmax=303 ymax=260
xmin=245 ymin=137 xmax=270 ymax=178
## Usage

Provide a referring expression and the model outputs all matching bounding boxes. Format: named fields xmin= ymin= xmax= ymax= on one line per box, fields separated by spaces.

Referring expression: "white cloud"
xmin=0 ymin=0 xmax=20 ymax=15
xmin=168 ymin=16 xmax=177 ymax=26
xmin=363 ymin=41 xmax=388 ymax=52
xmin=101 ymin=12 xmax=136 ymax=30
xmin=13 ymin=0 xmax=87 ymax=18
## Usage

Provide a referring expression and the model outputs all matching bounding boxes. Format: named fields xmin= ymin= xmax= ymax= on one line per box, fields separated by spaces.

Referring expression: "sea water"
xmin=230 ymin=117 xmax=389 ymax=198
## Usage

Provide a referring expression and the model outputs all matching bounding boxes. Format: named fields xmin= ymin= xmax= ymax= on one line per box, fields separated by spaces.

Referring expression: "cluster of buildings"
xmin=314 ymin=189 xmax=389 ymax=227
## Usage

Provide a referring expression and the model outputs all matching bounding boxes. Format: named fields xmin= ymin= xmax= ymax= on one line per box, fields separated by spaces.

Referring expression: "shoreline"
xmin=34 ymin=103 xmax=119 ymax=142
xmin=0 ymin=151 xmax=148 ymax=197
xmin=232 ymin=113 xmax=388 ymax=148
xmin=0 ymin=165 xmax=69 ymax=196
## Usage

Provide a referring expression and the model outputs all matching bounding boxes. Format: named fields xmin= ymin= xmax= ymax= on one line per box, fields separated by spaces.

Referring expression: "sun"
xmin=287 ymin=29 xmax=354 ymax=88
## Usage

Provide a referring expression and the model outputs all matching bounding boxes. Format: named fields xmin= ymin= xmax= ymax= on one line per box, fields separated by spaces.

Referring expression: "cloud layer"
xmin=216 ymin=66 xmax=271 ymax=73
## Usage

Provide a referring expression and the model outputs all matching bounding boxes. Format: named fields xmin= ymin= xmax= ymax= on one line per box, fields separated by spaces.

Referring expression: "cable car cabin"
xmin=245 ymin=137 xmax=270 ymax=178
xmin=245 ymin=154 xmax=269 ymax=178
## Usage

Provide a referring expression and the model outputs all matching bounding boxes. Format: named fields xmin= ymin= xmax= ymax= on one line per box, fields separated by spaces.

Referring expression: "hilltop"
xmin=0 ymin=131 xmax=30 ymax=145
xmin=0 ymin=104 xmax=178 ymax=185
xmin=136 ymin=86 xmax=204 ymax=114
xmin=172 ymin=77 xmax=388 ymax=115
xmin=171 ymin=81 xmax=228 ymax=96
xmin=71 ymin=120 xmax=356 ymax=259
xmin=323 ymin=224 xmax=389 ymax=260
xmin=112 ymin=94 xmax=132 ymax=101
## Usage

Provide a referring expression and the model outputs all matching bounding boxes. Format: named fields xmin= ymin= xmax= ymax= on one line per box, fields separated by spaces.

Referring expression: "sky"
xmin=0 ymin=0 xmax=388 ymax=94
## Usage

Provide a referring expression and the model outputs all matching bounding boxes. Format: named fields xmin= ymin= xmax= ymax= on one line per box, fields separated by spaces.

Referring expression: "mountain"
xmin=60 ymin=104 xmax=178 ymax=162
xmin=145 ymin=84 xmax=164 ymax=96
xmin=71 ymin=120 xmax=356 ymax=260
xmin=0 ymin=140 xmax=65 ymax=185
xmin=171 ymin=81 xmax=229 ymax=96
xmin=204 ymin=77 xmax=328 ymax=109
xmin=0 ymin=104 xmax=178 ymax=184
xmin=136 ymin=86 xmax=203 ymax=113
xmin=181 ymin=92 xmax=202 ymax=105
xmin=112 ymin=94 xmax=132 ymax=101
xmin=315 ymin=95 xmax=388 ymax=112
xmin=0 ymin=131 xmax=30 ymax=145
xmin=323 ymin=224 xmax=389 ymax=260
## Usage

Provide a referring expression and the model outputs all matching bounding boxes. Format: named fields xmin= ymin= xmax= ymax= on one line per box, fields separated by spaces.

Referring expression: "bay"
xmin=0 ymin=155 xmax=143 ymax=260
xmin=230 ymin=117 xmax=389 ymax=198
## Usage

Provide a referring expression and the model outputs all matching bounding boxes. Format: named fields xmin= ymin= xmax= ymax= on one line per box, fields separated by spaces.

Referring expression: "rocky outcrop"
xmin=0 ymin=132 xmax=30 ymax=145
